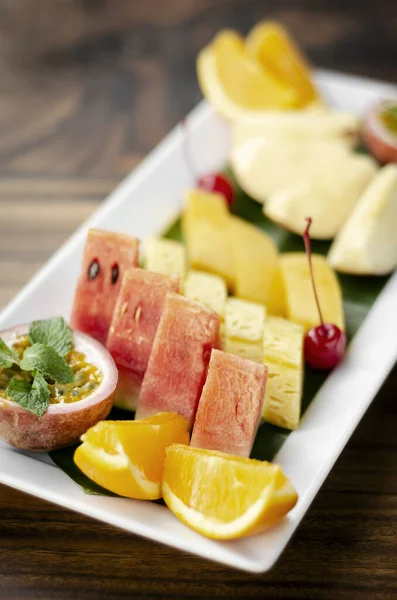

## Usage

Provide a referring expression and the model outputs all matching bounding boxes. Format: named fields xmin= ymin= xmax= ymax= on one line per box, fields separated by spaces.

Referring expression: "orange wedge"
xmin=74 ymin=413 xmax=189 ymax=499
xmin=162 ymin=445 xmax=298 ymax=539
xmin=246 ymin=21 xmax=321 ymax=108
xmin=197 ymin=30 xmax=296 ymax=121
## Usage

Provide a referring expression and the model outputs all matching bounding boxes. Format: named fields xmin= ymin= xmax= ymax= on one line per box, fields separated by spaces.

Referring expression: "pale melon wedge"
xmin=183 ymin=270 xmax=227 ymax=319
xmin=328 ymin=164 xmax=397 ymax=275
xmin=228 ymin=215 xmax=284 ymax=314
xmin=182 ymin=189 xmax=234 ymax=286
xmin=280 ymin=253 xmax=344 ymax=333
xmin=223 ymin=297 xmax=266 ymax=363
xmin=144 ymin=237 xmax=186 ymax=278
xmin=262 ymin=316 xmax=304 ymax=430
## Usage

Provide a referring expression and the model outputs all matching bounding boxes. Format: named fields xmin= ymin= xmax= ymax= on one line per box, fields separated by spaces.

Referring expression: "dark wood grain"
xmin=0 ymin=1 xmax=396 ymax=598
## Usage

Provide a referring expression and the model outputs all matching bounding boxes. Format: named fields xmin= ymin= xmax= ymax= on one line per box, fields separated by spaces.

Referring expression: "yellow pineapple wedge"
xmin=183 ymin=270 xmax=227 ymax=319
xmin=182 ymin=189 xmax=234 ymax=286
xmin=227 ymin=215 xmax=285 ymax=315
xmin=262 ymin=317 xmax=304 ymax=430
xmin=223 ymin=297 xmax=266 ymax=363
xmin=280 ymin=253 xmax=344 ymax=333
xmin=144 ymin=237 xmax=186 ymax=279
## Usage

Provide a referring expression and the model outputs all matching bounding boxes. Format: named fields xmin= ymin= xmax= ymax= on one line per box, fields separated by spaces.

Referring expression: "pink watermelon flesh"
xmin=190 ymin=349 xmax=267 ymax=457
xmin=136 ymin=293 xmax=220 ymax=428
xmin=106 ymin=268 xmax=179 ymax=384
xmin=70 ymin=229 xmax=140 ymax=344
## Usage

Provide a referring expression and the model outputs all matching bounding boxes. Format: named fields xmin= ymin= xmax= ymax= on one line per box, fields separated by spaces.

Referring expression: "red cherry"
xmin=303 ymin=218 xmax=346 ymax=370
xmin=198 ymin=172 xmax=234 ymax=207
xmin=304 ymin=324 xmax=346 ymax=370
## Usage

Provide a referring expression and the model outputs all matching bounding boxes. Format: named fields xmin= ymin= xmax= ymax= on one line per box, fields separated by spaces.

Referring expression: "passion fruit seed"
xmin=88 ymin=259 xmax=100 ymax=280
xmin=303 ymin=218 xmax=346 ymax=370
xmin=111 ymin=263 xmax=119 ymax=284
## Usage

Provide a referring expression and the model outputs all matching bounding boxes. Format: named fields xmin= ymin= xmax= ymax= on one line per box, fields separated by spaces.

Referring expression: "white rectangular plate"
xmin=1 ymin=70 xmax=397 ymax=573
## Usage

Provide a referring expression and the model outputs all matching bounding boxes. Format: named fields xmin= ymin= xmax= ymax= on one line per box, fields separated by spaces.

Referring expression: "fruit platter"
xmin=1 ymin=22 xmax=397 ymax=572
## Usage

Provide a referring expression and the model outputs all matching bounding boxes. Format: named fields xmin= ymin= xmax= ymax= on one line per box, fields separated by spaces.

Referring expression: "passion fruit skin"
xmin=0 ymin=325 xmax=118 ymax=452
xmin=363 ymin=102 xmax=397 ymax=165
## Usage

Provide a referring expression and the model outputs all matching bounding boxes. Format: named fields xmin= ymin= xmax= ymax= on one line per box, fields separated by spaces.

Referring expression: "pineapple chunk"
xmin=262 ymin=316 xmax=304 ymax=430
xmin=280 ymin=253 xmax=344 ymax=333
xmin=228 ymin=215 xmax=284 ymax=315
xmin=182 ymin=189 xmax=234 ymax=286
xmin=183 ymin=270 xmax=227 ymax=319
xmin=223 ymin=297 xmax=266 ymax=363
xmin=144 ymin=237 xmax=186 ymax=278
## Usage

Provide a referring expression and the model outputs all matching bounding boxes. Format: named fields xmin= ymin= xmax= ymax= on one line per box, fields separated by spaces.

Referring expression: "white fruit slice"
xmin=263 ymin=152 xmax=377 ymax=239
xmin=232 ymin=109 xmax=359 ymax=147
xmin=328 ymin=164 xmax=397 ymax=275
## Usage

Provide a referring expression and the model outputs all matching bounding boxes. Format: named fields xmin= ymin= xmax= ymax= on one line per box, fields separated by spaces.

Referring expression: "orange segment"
xmin=246 ymin=22 xmax=321 ymax=108
xmin=162 ymin=444 xmax=298 ymax=539
xmin=197 ymin=30 xmax=296 ymax=121
xmin=74 ymin=413 xmax=190 ymax=499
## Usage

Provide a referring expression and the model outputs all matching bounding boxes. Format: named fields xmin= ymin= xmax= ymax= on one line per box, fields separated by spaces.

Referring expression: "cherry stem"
xmin=180 ymin=117 xmax=197 ymax=182
xmin=303 ymin=217 xmax=326 ymax=331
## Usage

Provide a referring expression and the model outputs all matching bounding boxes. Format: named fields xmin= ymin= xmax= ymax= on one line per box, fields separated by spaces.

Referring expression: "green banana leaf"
xmin=50 ymin=169 xmax=389 ymax=495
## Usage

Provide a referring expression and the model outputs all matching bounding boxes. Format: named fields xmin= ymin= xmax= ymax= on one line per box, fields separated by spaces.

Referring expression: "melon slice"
xmin=144 ymin=237 xmax=186 ymax=278
xmin=182 ymin=189 xmax=234 ymax=286
xmin=136 ymin=293 xmax=220 ymax=428
xmin=280 ymin=253 xmax=344 ymax=333
xmin=223 ymin=298 xmax=266 ymax=363
xmin=70 ymin=229 xmax=140 ymax=344
xmin=183 ymin=270 xmax=227 ymax=319
xmin=190 ymin=349 xmax=267 ymax=457
xmin=106 ymin=268 xmax=179 ymax=409
xmin=262 ymin=317 xmax=304 ymax=430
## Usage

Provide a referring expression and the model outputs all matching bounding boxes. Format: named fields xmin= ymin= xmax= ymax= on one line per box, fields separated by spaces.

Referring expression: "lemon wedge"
xmin=74 ymin=413 xmax=189 ymax=499
xmin=197 ymin=30 xmax=296 ymax=121
xmin=162 ymin=444 xmax=298 ymax=539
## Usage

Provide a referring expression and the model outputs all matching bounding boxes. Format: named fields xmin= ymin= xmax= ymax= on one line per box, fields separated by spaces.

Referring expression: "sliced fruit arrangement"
xmin=74 ymin=413 xmax=189 ymax=499
xmin=328 ymin=164 xmax=397 ymax=275
xmin=191 ymin=349 xmax=267 ymax=457
xmin=71 ymin=229 xmax=140 ymax=344
xmin=183 ymin=270 xmax=227 ymax=320
xmin=162 ymin=444 xmax=298 ymax=540
xmin=262 ymin=317 xmax=304 ymax=431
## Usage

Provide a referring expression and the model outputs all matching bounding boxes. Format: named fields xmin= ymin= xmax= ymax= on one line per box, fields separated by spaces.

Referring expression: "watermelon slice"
xmin=190 ymin=349 xmax=267 ymax=457
xmin=106 ymin=268 xmax=180 ymax=391
xmin=70 ymin=229 xmax=140 ymax=343
xmin=136 ymin=293 xmax=220 ymax=428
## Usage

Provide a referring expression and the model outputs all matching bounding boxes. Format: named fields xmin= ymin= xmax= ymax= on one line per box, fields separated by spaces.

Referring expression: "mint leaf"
xmin=29 ymin=317 xmax=73 ymax=358
xmin=20 ymin=343 xmax=75 ymax=384
xmin=0 ymin=337 xmax=20 ymax=368
xmin=6 ymin=373 xmax=50 ymax=417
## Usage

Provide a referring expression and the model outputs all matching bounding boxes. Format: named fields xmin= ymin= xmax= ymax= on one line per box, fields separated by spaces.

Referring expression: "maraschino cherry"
xmin=303 ymin=218 xmax=346 ymax=370
xmin=181 ymin=118 xmax=234 ymax=207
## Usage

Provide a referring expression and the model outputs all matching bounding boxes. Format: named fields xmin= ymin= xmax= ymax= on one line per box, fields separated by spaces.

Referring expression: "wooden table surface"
xmin=1 ymin=1 xmax=397 ymax=598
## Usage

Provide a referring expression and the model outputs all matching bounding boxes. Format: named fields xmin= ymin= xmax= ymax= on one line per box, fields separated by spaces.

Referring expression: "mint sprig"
xmin=20 ymin=343 xmax=75 ymax=385
xmin=0 ymin=337 xmax=20 ymax=369
xmin=6 ymin=373 xmax=50 ymax=417
xmin=0 ymin=316 xmax=75 ymax=417
xmin=29 ymin=317 xmax=73 ymax=358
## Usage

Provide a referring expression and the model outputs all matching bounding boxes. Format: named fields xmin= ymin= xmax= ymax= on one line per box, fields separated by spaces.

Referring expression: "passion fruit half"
xmin=0 ymin=324 xmax=118 ymax=452
xmin=363 ymin=100 xmax=397 ymax=164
